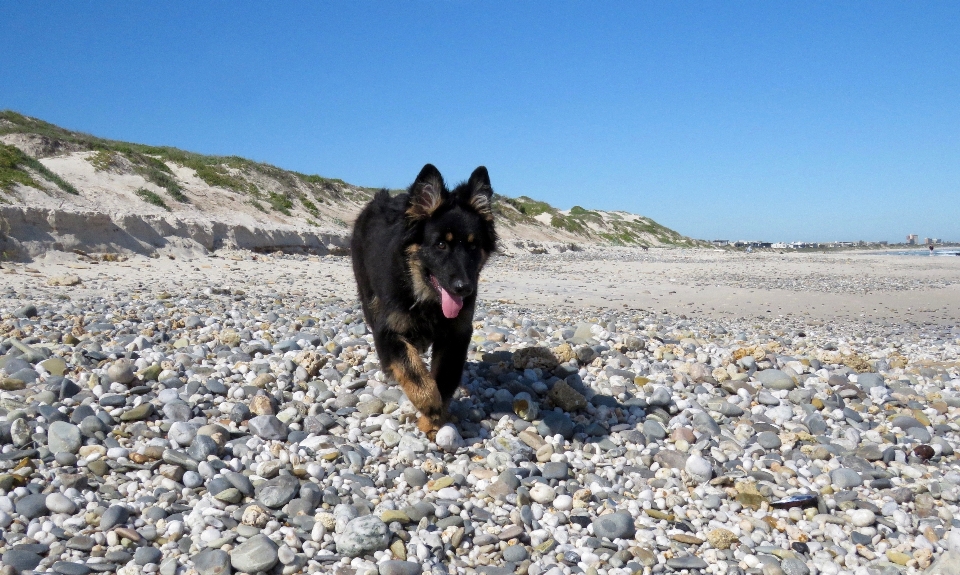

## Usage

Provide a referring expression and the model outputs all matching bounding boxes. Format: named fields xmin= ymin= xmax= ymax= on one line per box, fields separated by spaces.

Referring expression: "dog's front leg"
xmin=376 ymin=332 xmax=446 ymax=437
xmin=431 ymin=328 xmax=471 ymax=408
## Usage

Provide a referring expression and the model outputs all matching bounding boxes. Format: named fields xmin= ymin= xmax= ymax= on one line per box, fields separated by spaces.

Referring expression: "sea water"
xmin=883 ymin=249 xmax=960 ymax=256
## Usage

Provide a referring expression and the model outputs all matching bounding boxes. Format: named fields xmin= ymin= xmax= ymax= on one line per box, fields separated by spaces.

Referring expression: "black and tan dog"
xmin=351 ymin=164 xmax=498 ymax=437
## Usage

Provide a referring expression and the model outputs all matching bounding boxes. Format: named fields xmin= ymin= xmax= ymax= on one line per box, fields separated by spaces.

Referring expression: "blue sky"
xmin=2 ymin=2 xmax=958 ymax=242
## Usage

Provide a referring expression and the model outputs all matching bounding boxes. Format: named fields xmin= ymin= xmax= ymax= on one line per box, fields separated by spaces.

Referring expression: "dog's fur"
xmin=351 ymin=164 xmax=497 ymax=436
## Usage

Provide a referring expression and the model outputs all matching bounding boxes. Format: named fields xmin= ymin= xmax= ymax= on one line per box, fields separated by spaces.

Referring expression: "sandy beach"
xmin=17 ymin=247 xmax=960 ymax=328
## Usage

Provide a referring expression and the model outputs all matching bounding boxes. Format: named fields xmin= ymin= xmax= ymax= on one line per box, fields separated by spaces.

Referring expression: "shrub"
xmin=268 ymin=191 xmax=293 ymax=214
xmin=135 ymin=187 xmax=169 ymax=210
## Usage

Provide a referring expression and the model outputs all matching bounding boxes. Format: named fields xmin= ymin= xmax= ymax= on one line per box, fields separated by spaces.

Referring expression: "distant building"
xmin=772 ymin=242 xmax=788 ymax=249
xmin=907 ymin=234 xmax=918 ymax=245
xmin=711 ymin=240 xmax=729 ymax=246
xmin=879 ymin=241 xmax=888 ymax=246
xmin=925 ymin=238 xmax=933 ymax=246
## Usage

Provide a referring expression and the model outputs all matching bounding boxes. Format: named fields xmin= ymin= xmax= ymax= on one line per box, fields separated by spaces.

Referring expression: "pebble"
xmin=592 ymin=512 xmax=636 ymax=540
xmin=336 ymin=515 xmax=390 ymax=557
xmin=685 ymin=454 xmax=713 ymax=482
xmin=231 ymin=534 xmax=279 ymax=572
xmin=435 ymin=424 xmax=464 ymax=452
xmin=379 ymin=560 xmax=423 ymax=575
xmin=45 ymin=493 xmax=77 ymax=514
xmin=47 ymin=421 xmax=82 ymax=454
xmin=850 ymin=509 xmax=876 ymax=527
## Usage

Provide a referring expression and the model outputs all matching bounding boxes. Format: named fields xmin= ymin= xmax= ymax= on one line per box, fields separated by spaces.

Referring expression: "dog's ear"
xmin=464 ymin=166 xmax=493 ymax=221
xmin=407 ymin=164 xmax=445 ymax=220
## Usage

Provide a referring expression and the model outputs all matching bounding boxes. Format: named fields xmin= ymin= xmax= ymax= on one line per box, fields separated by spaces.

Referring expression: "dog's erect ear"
xmin=465 ymin=166 xmax=493 ymax=220
xmin=407 ymin=164 xmax=445 ymax=220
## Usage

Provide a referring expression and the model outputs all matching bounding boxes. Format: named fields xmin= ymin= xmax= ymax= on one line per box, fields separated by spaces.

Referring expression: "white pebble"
xmin=850 ymin=509 xmax=876 ymax=527
xmin=435 ymin=424 xmax=464 ymax=452
xmin=530 ymin=484 xmax=557 ymax=504
xmin=554 ymin=495 xmax=573 ymax=511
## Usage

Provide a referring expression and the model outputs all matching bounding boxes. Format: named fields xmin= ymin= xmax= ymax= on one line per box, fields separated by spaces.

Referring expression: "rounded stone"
xmin=850 ymin=509 xmax=876 ymax=527
xmin=2 ymin=548 xmax=43 ymax=572
xmin=503 ymin=545 xmax=529 ymax=562
xmin=231 ymin=534 xmax=279 ymax=572
xmin=537 ymin=412 xmax=574 ymax=439
xmin=830 ymin=468 xmax=862 ymax=489
xmin=107 ymin=359 xmax=136 ymax=384
xmin=403 ymin=468 xmax=428 ymax=488
xmin=99 ymin=505 xmax=131 ymax=530
xmin=48 ymin=421 xmax=82 ymax=454
xmin=379 ymin=560 xmax=423 ymax=575
xmin=15 ymin=493 xmax=49 ymax=520
xmin=434 ymin=424 xmax=464 ymax=452
xmin=182 ymin=471 xmax=203 ymax=488
xmin=530 ymin=484 xmax=556 ymax=504
xmin=46 ymin=493 xmax=78 ymax=515
xmin=256 ymin=475 xmax=300 ymax=508
xmin=756 ymin=369 xmax=796 ymax=390
xmin=336 ymin=515 xmax=390 ymax=557
xmin=684 ymin=454 xmax=713 ymax=483
xmin=247 ymin=415 xmax=288 ymax=440
xmin=592 ymin=512 xmax=636 ymax=540
xmin=780 ymin=558 xmax=811 ymax=575
xmin=192 ymin=548 xmax=230 ymax=575
xmin=757 ymin=431 xmax=782 ymax=450
xmin=642 ymin=420 xmax=667 ymax=440
xmin=134 ymin=546 xmax=163 ymax=566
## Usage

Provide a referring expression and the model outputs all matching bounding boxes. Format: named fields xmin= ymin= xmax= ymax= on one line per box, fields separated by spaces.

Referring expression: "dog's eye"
xmin=437 ymin=241 xmax=447 ymax=250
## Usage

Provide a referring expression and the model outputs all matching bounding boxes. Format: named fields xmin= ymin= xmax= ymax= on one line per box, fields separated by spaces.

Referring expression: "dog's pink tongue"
xmin=439 ymin=286 xmax=463 ymax=319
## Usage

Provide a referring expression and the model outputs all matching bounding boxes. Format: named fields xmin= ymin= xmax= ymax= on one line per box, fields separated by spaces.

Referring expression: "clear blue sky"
xmin=3 ymin=2 xmax=958 ymax=242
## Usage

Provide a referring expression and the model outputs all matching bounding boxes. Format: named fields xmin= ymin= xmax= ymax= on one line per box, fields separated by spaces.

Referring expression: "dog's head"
xmin=405 ymin=164 xmax=498 ymax=318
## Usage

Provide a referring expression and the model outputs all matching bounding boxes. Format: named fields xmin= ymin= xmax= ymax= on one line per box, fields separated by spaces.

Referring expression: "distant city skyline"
xmin=2 ymin=3 xmax=958 ymax=243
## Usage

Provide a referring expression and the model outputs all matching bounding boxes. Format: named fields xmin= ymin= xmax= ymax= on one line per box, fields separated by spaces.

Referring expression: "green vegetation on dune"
xmin=0 ymin=110 xmax=700 ymax=245
xmin=0 ymin=110 xmax=366 ymax=210
xmin=0 ymin=143 xmax=78 ymax=195
xmin=134 ymin=187 xmax=170 ymax=210
xmin=0 ymin=144 xmax=42 ymax=192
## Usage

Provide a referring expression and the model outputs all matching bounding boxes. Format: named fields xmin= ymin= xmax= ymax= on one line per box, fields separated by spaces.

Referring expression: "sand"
xmin=17 ymin=247 xmax=960 ymax=329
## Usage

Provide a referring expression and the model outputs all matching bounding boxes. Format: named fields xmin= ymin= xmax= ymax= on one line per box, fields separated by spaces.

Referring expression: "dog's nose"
xmin=451 ymin=279 xmax=472 ymax=297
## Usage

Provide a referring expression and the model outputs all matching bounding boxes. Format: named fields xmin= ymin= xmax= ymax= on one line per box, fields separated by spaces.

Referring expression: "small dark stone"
xmin=913 ymin=444 xmax=935 ymax=461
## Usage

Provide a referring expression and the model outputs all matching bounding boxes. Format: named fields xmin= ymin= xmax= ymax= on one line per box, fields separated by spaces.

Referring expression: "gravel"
xmin=0 ymin=249 xmax=959 ymax=575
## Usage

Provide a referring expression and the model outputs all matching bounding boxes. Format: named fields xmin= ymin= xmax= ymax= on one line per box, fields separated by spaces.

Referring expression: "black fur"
xmin=351 ymin=164 xmax=497 ymax=436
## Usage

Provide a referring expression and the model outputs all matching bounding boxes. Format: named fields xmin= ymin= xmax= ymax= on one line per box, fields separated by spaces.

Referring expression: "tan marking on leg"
xmin=388 ymin=341 xmax=445 ymax=436
xmin=467 ymin=234 xmax=474 ymax=243
xmin=445 ymin=232 xmax=453 ymax=242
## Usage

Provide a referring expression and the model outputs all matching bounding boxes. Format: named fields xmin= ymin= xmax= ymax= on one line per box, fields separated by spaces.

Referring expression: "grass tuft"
xmin=0 ymin=143 xmax=78 ymax=194
xmin=301 ymin=197 xmax=320 ymax=217
xmin=135 ymin=187 xmax=170 ymax=210
xmin=268 ymin=191 xmax=293 ymax=215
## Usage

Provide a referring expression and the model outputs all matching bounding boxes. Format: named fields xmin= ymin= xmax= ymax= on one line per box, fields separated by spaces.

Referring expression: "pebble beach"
xmin=1 ymin=247 xmax=960 ymax=575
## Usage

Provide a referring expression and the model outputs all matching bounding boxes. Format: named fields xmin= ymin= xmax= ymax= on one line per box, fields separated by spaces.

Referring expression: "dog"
xmin=351 ymin=164 xmax=498 ymax=437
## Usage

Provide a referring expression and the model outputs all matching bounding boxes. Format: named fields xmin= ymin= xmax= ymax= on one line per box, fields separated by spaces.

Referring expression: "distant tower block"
xmin=907 ymin=234 xmax=918 ymax=245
